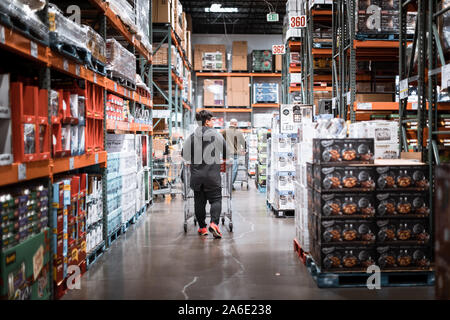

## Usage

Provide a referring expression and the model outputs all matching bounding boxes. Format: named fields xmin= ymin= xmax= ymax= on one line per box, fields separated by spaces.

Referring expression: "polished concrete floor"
xmin=63 ymin=180 xmax=435 ymax=300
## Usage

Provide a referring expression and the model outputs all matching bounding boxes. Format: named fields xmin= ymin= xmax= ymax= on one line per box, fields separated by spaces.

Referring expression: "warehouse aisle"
xmin=63 ymin=181 xmax=434 ymax=300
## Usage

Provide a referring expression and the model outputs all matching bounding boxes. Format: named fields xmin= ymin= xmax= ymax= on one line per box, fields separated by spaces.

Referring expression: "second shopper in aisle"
xmin=182 ymin=111 xmax=228 ymax=238
xmin=222 ymin=119 xmax=246 ymax=190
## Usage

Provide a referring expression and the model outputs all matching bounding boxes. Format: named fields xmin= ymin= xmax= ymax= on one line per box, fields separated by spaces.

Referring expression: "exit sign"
xmin=267 ymin=13 xmax=279 ymax=22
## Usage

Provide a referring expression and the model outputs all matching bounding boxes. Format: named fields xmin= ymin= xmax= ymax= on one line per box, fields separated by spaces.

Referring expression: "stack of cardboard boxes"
xmin=227 ymin=77 xmax=250 ymax=107
xmin=203 ymin=79 xmax=225 ymax=107
xmin=232 ymin=41 xmax=248 ymax=71
xmin=194 ymin=44 xmax=227 ymax=71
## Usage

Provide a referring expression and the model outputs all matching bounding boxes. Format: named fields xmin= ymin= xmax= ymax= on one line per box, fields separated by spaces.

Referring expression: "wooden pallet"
xmin=0 ymin=11 xmax=49 ymax=46
xmin=107 ymin=226 xmax=122 ymax=247
xmin=293 ymin=238 xmax=310 ymax=265
xmin=306 ymin=257 xmax=435 ymax=288
xmin=86 ymin=241 xmax=106 ymax=270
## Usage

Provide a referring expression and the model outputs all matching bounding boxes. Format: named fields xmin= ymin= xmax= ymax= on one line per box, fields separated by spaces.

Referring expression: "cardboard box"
xmin=194 ymin=44 xmax=226 ymax=71
xmin=232 ymin=41 xmax=248 ymax=71
xmin=275 ymin=55 xmax=282 ymax=71
xmin=227 ymin=77 xmax=250 ymax=107
xmin=152 ymin=0 xmax=173 ymax=25
xmin=203 ymin=79 xmax=224 ymax=107
xmin=355 ymin=93 xmax=394 ymax=102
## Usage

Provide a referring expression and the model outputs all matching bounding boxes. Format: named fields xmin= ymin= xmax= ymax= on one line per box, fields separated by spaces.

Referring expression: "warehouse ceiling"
xmin=180 ymin=0 xmax=286 ymax=34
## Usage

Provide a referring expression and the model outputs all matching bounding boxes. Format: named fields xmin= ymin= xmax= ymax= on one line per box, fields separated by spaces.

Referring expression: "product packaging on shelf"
xmin=106 ymin=38 xmax=137 ymax=83
xmin=48 ymin=3 xmax=87 ymax=49
xmin=194 ymin=44 xmax=226 ymax=71
xmin=376 ymin=245 xmax=431 ymax=270
xmin=315 ymin=218 xmax=377 ymax=245
xmin=313 ymin=245 xmax=376 ymax=272
xmin=313 ymin=165 xmax=376 ymax=192
xmin=135 ymin=0 xmax=151 ymax=53
xmin=106 ymin=0 xmax=137 ymax=32
xmin=203 ymin=79 xmax=224 ymax=107
xmin=375 ymin=164 xmax=429 ymax=191
xmin=375 ymin=192 xmax=430 ymax=217
xmin=251 ymin=50 xmax=273 ymax=72
xmin=0 ymin=0 xmax=49 ymax=44
xmin=0 ymin=74 xmax=13 ymax=166
xmin=312 ymin=138 xmax=375 ymax=165
xmin=376 ymin=219 xmax=430 ymax=245
xmin=253 ymin=83 xmax=279 ymax=104
xmin=314 ymin=192 xmax=376 ymax=218
xmin=84 ymin=25 xmax=107 ymax=64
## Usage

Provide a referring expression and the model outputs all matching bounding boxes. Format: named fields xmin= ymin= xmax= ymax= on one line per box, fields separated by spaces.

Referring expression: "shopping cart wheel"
xmin=229 ymin=223 xmax=233 ymax=232
xmin=184 ymin=223 xmax=187 ymax=233
xmin=222 ymin=217 xmax=225 ymax=225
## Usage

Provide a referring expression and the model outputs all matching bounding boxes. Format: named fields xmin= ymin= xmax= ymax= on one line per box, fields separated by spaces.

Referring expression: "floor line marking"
xmin=181 ymin=276 xmax=198 ymax=300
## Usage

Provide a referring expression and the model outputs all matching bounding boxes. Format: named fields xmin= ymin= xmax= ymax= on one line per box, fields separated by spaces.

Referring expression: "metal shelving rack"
xmin=398 ymin=0 xmax=450 ymax=239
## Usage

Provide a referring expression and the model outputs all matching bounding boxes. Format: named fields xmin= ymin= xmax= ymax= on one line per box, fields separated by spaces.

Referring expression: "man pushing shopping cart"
xmin=181 ymin=110 xmax=230 ymax=239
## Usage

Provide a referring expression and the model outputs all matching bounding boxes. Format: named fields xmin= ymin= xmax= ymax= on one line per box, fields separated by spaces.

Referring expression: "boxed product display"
xmin=314 ymin=218 xmax=377 ymax=245
xmin=375 ymin=193 xmax=430 ymax=217
xmin=274 ymin=190 xmax=295 ymax=211
xmin=153 ymin=44 xmax=177 ymax=67
xmin=252 ymin=50 xmax=273 ymax=72
xmin=253 ymin=83 xmax=279 ymax=104
xmin=84 ymin=25 xmax=107 ymax=64
xmin=376 ymin=219 xmax=430 ymax=244
xmin=313 ymin=165 xmax=376 ymax=192
xmin=313 ymin=245 xmax=376 ymax=272
xmin=275 ymin=171 xmax=296 ymax=191
xmin=0 ymin=74 xmax=13 ymax=166
xmin=194 ymin=44 xmax=226 ymax=71
xmin=376 ymin=246 xmax=431 ymax=270
xmin=106 ymin=39 xmax=137 ymax=83
xmin=315 ymin=192 xmax=376 ymax=218
xmin=312 ymin=139 xmax=375 ymax=164
xmin=375 ymin=165 xmax=429 ymax=191
xmin=203 ymin=79 xmax=224 ymax=107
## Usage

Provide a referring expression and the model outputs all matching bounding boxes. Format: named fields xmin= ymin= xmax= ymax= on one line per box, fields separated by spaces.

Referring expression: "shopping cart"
xmin=234 ymin=152 xmax=249 ymax=190
xmin=182 ymin=160 xmax=233 ymax=233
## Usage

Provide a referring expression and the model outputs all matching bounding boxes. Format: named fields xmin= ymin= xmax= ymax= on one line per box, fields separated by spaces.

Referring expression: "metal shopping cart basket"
xmin=234 ymin=152 xmax=249 ymax=190
xmin=182 ymin=160 xmax=233 ymax=233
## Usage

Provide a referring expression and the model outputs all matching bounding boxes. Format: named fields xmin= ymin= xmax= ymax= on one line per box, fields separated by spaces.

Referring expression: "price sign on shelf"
xmin=69 ymin=157 xmax=74 ymax=170
xmin=95 ymin=153 xmax=99 ymax=164
xmin=18 ymin=163 xmax=26 ymax=181
xmin=289 ymin=15 xmax=307 ymax=29
xmin=272 ymin=44 xmax=286 ymax=55
xmin=30 ymin=41 xmax=38 ymax=58
xmin=442 ymin=64 xmax=450 ymax=90
xmin=75 ymin=65 xmax=80 ymax=76
xmin=63 ymin=59 xmax=69 ymax=72
xmin=399 ymin=78 xmax=409 ymax=99
xmin=0 ymin=26 xmax=5 ymax=44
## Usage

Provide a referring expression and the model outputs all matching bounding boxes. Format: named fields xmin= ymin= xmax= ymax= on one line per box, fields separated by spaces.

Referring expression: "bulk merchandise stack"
xmin=256 ymin=129 xmax=269 ymax=192
xmin=267 ymin=115 xmax=297 ymax=217
xmin=0 ymin=0 xmax=153 ymax=300
xmin=294 ymin=117 xmax=433 ymax=288
xmin=247 ymin=133 xmax=258 ymax=177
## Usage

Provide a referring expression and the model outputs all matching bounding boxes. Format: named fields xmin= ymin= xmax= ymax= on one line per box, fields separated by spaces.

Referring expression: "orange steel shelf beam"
xmin=89 ymin=0 xmax=151 ymax=62
xmin=0 ymin=23 xmax=49 ymax=64
xmin=290 ymin=66 xmax=302 ymax=73
xmin=197 ymin=108 xmax=252 ymax=113
xmin=252 ymin=103 xmax=280 ymax=108
xmin=171 ymin=29 xmax=190 ymax=70
xmin=53 ymin=151 xmax=107 ymax=174
xmin=196 ymin=72 xmax=281 ymax=77
xmin=289 ymin=41 xmax=301 ymax=49
xmin=312 ymin=48 xmax=332 ymax=56
xmin=0 ymin=160 xmax=51 ymax=187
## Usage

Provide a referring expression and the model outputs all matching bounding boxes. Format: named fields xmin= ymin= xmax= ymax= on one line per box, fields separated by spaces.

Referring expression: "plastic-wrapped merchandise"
xmin=84 ymin=25 xmax=107 ymax=64
xmin=0 ymin=0 xmax=49 ymax=43
xmin=16 ymin=0 xmax=46 ymax=11
xmin=48 ymin=3 xmax=87 ymax=48
xmin=106 ymin=0 xmax=137 ymax=33
xmin=106 ymin=38 xmax=137 ymax=83
xmin=135 ymin=0 xmax=151 ymax=52
xmin=442 ymin=0 xmax=450 ymax=53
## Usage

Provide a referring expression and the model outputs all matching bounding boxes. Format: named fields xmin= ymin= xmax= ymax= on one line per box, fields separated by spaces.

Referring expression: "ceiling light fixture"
xmin=205 ymin=3 xmax=238 ymax=13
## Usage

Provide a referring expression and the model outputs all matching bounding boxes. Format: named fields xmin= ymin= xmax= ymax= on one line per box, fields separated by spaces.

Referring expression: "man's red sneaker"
xmin=208 ymin=223 xmax=222 ymax=239
xmin=198 ymin=228 xmax=208 ymax=236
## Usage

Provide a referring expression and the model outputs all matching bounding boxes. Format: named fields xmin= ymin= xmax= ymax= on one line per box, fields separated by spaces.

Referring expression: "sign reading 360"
xmin=290 ymin=15 xmax=307 ymax=28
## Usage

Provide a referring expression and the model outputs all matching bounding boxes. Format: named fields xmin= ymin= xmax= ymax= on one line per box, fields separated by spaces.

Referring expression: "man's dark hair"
xmin=196 ymin=110 xmax=213 ymax=126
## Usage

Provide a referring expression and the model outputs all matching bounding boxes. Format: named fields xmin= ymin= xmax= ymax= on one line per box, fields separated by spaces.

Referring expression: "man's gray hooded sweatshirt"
xmin=182 ymin=126 xmax=228 ymax=192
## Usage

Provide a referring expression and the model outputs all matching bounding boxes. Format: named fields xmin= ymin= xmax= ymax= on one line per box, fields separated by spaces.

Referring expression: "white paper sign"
xmin=399 ymin=78 xmax=409 ymax=99
xmin=76 ymin=65 xmax=80 ymax=76
xmin=152 ymin=110 xmax=171 ymax=118
xmin=357 ymin=103 xmax=372 ymax=110
xmin=442 ymin=64 xmax=450 ymax=90
xmin=289 ymin=14 xmax=307 ymax=28
xmin=412 ymin=103 xmax=418 ymax=110
xmin=30 ymin=41 xmax=38 ymax=58
xmin=69 ymin=157 xmax=74 ymax=170
xmin=93 ymin=73 xmax=97 ymax=84
xmin=18 ymin=163 xmax=26 ymax=181
xmin=95 ymin=153 xmax=99 ymax=164
xmin=63 ymin=59 xmax=69 ymax=71
xmin=346 ymin=91 xmax=351 ymax=105
xmin=332 ymin=97 xmax=336 ymax=110
xmin=0 ymin=26 xmax=5 ymax=44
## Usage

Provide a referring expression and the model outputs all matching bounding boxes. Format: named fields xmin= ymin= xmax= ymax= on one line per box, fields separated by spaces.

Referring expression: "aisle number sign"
xmin=290 ymin=15 xmax=307 ymax=28
xmin=272 ymin=45 xmax=286 ymax=55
